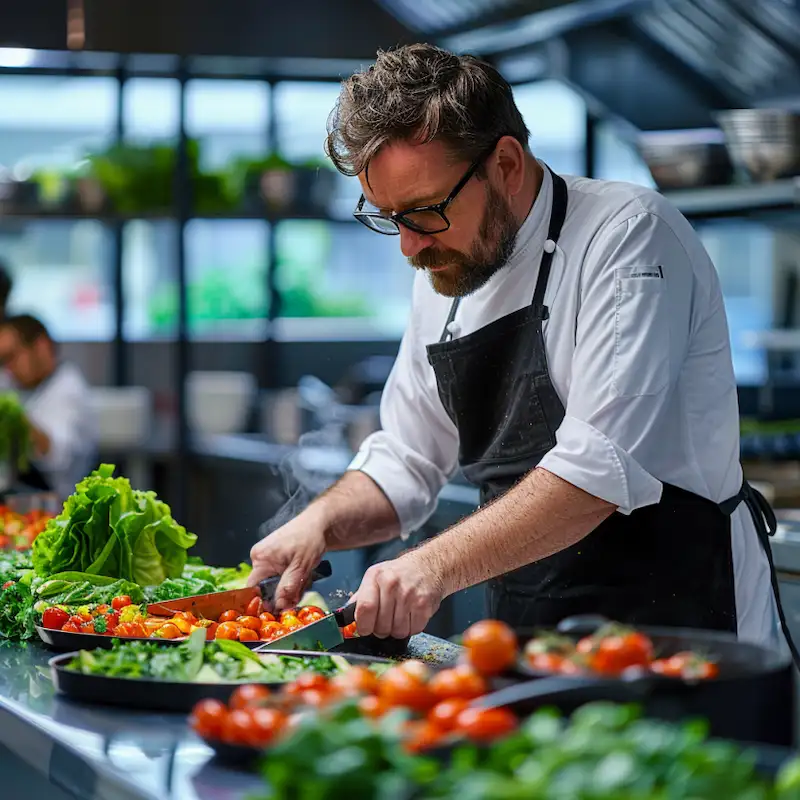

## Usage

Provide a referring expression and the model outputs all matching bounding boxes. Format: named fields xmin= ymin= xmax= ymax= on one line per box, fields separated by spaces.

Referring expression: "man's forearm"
xmin=412 ymin=467 xmax=616 ymax=596
xmin=313 ymin=470 xmax=401 ymax=551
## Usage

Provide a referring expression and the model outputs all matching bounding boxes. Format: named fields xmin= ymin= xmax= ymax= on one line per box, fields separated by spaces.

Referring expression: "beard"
xmin=409 ymin=183 xmax=520 ymax=298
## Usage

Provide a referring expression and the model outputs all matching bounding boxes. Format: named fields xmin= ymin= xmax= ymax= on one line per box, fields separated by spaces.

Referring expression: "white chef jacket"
xmin=20 ymin=362 xmax=98 ymax=501
xmin=348 ymin=164 xmax=781 ymax=651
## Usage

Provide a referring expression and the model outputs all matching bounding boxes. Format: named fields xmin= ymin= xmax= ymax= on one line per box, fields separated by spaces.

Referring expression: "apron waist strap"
xmin=718 ymin=479 xmax=778 ymax=537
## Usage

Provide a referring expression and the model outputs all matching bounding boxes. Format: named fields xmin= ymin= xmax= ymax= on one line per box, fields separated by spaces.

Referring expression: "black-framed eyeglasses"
xmin=353 ymin=142 xmax=498 ymax=236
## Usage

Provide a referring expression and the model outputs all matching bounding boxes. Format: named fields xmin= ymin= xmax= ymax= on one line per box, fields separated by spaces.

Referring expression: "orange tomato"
xmin=428 ymin=698 xmax=470 ymax=732
xmin=342 ymin=622 xmax=358 ymax=639
xmin=190 ymin=698 xmax=228 ymax=740
xmin=330 ymin=666 xmax=379 ymax=697
xmin=280 ymin=613 xmax=302 ymax=631
xmin=218 ymin=610 xmax=239 ymax=624
xmin=260 ymin=621 xmax=287 ymax=641
xmin=229 ymin=684 xmax=270 ymax=710
xmin=220 ymin=709 xmax=254 ymax=746
xmin=285 ymin=673 xmax=329 ymax=695
xmin=399 ymin=660 xmax=431 ymax=681
xmin=297 ymin=606 xmax=326 ymax=625
xmin=236 ymin=615 xmax=262 ymax=632
xmin=527 ymin=653 xmax=566 ymax=673
xmin=246 ymin=596 xmax=263 ymax=618
xmin=215 ymin=621 xmax=241 ymax=640
xmin=170 ymin=617 xmax=193 ymax=635
xmin=462 ymin=620 xmax=518 ymax=676
xmin=248 ymin=707 xmax=287 ymax=746
xmin=155 ymin=623 xmax=183 ymax=640
xmin=582 ymin=631 xmax=653 ymax=676
xmin=378 ymin=666 xmax=435 ymax=713
xmin=454 ymin=707 xmax=518 ymax=742
xmin=205 ymin=622 xmax=219 ymax=641
xmin=403 ymin=720 xmax=443 ymax=754
xmin=259 ymin=611 xmax=276 ymax=624
xmin=238 ymin=628 xmax=259 ymax=643
xmin=359 ymin=694 xmax=391 ymax=719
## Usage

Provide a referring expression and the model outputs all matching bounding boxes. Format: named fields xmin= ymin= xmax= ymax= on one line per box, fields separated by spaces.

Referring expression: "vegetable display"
xmin=522 ymin=622 xmax=720 ymax=679
xmin=0 ymin=506 xmax=54 ymax=552
xmin=66 ymin=627 xmax=364 ymax=685
xmin=31 ymin=464 xmax=196 ymax=586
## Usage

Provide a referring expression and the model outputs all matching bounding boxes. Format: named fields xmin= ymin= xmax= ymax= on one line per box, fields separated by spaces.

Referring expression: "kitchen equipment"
xmin=146 ymin=560 xmax=333 ymax=618
xmin=89 ymin=386 xmax=152 ymax=449
xmin=715 ymin=109 xmax=800 ymax=182
xmin=49 ymin=649 xmax=392 ymax=713
xmin=504 ymin=615 xmax=794 ymax=747
xmin=186 ymin=370 xmax=256 ymax=435
xmin=637 ymin=128 xmax=734 ymax=189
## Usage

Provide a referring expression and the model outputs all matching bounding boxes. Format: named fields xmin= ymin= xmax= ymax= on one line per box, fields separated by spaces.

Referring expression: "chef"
xmin=0 ymin=314 xmax=97 ymax=499
xmin=250 ymin=44 xmax=790 ymax=656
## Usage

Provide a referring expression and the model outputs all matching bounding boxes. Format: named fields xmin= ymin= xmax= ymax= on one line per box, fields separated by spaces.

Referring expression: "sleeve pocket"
xmin=613 ymin=267 xmax=669 ymax=398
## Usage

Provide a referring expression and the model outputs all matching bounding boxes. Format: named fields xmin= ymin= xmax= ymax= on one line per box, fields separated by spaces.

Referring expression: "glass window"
xmin=594 ymin=120 xmax=655 ymax=187
xmin=185 ymin=79 xmax=269 ymax=170
xmin=273 ymin=81 xmax=359 ymax=218
xmin=0 ymin=220 xmax=113 ymax=341
xmin=123 ymin=78 xmax=180 ymax=141
xmin=273 ymin=221 xmax=414 ymax=340
xmin=512 ymin=81 xmax=586 ymax=176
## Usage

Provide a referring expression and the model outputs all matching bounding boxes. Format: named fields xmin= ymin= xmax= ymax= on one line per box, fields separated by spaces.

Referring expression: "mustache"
xmin=409 ymin=247 xmax=468 ymax=270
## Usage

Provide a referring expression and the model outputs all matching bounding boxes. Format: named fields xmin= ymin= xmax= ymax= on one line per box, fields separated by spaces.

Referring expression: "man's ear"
xmin=489 ymin=135 xmax=527 ymax=198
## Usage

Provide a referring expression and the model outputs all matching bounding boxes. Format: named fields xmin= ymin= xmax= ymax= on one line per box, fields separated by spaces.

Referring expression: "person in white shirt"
xmin=0 ymin=314 xmax=97 ymax=500
xmin=249 ymin=44 xmax=790 ymax=658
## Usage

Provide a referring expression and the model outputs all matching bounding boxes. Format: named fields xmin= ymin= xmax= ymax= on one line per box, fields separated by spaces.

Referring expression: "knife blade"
xmin=146 ymin=560 xmax=333 ymax=619
xmin=255 ymin=603 xmax=356 ymax=652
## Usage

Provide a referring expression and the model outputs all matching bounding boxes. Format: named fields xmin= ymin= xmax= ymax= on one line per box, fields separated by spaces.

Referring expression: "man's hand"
xmin=247 ymin=512 xmax=327 ymax=610
xmin=352 ymin=550 xmax=445 ymax=639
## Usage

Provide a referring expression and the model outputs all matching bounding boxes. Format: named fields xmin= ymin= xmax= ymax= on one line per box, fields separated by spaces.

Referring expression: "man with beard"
xmin=249 ymin=44 xmax=789 ymax=657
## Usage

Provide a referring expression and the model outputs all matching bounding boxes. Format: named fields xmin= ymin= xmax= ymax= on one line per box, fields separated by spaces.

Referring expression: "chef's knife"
xmin=146 ymin=560 xmax=333 ymax=619
xmin=255 ymin=603 xmax=356 ymax=652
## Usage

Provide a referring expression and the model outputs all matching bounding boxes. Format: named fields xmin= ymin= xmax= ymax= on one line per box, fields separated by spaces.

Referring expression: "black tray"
xmin=50 ymin=649 xmax=393 ymax=713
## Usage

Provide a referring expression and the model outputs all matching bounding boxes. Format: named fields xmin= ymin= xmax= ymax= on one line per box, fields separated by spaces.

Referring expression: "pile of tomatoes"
xmin=0 ymin=507 xmax=54 ymax=551
xmin=204 ymin=597 xmax=357 ymax=644
xmin=523 ymin=623 xmax=719 ymax=680
xmin=42 ymin=595 xmax=140 ymax=636
xmin=190 ymin=618 xmax=522 ymax=753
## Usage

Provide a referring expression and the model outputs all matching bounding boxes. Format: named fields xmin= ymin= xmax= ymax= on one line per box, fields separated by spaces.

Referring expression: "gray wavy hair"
xmin=325 ymin=43 xmax=530 ymax=177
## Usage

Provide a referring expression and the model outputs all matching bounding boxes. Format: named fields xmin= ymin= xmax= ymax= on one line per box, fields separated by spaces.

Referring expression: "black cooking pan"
xmin=503 ymin=615 xmax=795 ymax=747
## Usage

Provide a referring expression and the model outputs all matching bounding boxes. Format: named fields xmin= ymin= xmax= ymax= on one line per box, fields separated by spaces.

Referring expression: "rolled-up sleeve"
xmin=347 ymin=280 xmax=459 ymax=536
xmin=538 ymin=211 xmax=696 ymax=514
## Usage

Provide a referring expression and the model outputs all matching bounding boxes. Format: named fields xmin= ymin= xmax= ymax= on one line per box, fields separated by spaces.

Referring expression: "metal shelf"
xmin=663 ymin=178 xmax=800 ymax=220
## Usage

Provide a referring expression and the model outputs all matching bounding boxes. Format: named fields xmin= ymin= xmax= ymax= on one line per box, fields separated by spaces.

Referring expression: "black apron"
xmin=426 ymin=167 xmax=800 ymax=664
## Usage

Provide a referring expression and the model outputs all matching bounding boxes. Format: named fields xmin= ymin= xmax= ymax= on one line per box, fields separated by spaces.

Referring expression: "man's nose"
xmin=399 ymin=227 xmax=435 ymax=259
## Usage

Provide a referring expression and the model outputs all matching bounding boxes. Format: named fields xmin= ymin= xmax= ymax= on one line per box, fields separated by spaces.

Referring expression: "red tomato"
xmin=399 ymin=660 xmax=431 ymax=681
xmin=215 ymin=622 xmax=240 ymax=640
xmin=236 ymin=615 xmax=262 ymax=632
xmin=42 ymin=607 xmax=70 ymax=631
xmin=582 ymin=631 xmax=653 ymax=676
xmin=455 ymin=707 xmax=518 ymax=742
xmin=230 ymin=684 xmax=270 ymax=710
xmin=69 ymin=613 xmax=90 ymax=626
xmin=297 ymin=606 xmax=326 ymax=625
xmin=220 ymin=709 xmax=254 ymax=746
xmin=342 ymin=622 xmax=358 ymax=639
xmin=218 ymin=610 xmax=239 ymax=624
xmin=246 ymin=596 xmax=263 ymax=618
xmin=62 ymin=621 xmax=80 ymax=633
xmin=378 ymin=666 xmax=435 ymax=712
xmin=248 ymin=707 xmax=287 ymax=746
xmin=190 ymin=698 xmax=228 ymax=740
xmin=299 ymin=689 xmax=331 ymax=708
xmin=285 ymin=673 xmax=329 ymax=695
xmin=330 ymin=666 xmax=379 ymax=697
xmin=105 ymin=611 xmax=120 ymax=630
xmin=403 ymin=720 xmax=444 ymax=753
xmin=462 ymin=620 xmax=518 ymax=676
xmin=260 ymin=622 xmax=287 ymax=641
xmin=0 ymin=536 xmax=9 ymax=550
xmin=95 ymin=604 xmax=110 ymax=615
xmin=2 ymin=580 xmax=14 ymax=590
xmin=81 ymin=621 xmax=96 ymax=634
xmin=259 ymin=612 xmax=276 ymax=624
xmin=429 ymin=665 xmax=487 ymax=702
xmin=652 ymin=651 xmax=720 ymax=681
xmin=205 ymin=622 xmax=219 ymax=641
xmin=428 ymin=698 xmax=470 ymax=732
xmin=527 ymin=653 xmax=566 ymax=673
xmin=359 ymin=694 xmax=391 ymax=719
xmin=111 ymin=595 xmax=132 ymax=611
xmin=238 ymin=628 xmax=259 ymax=643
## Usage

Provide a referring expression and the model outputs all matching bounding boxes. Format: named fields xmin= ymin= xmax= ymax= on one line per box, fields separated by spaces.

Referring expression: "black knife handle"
xmin=257 ymin=560 xmax=333 ymax=607
xmin=311 ymin=560 xmax=332 ymax=581
xmin=333 ymin=602 xmax=356 ymax=627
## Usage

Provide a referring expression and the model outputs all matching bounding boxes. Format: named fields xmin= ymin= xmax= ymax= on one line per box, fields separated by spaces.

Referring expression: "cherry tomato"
xmin=190 ymin=698 xmax=228 ymax=740
xmin=429 ymin=665 xmax=487 ymax=702
xmin=111 ymin=595 xmax=132 ymax=611
xmin=285 ymin=673 xmax=329 ymax=695
xmin=462 ymin=620 xmax=518 ymax=676
xmin=104 ymin=611 xmax=120 ymax=629
xmin=236 ymin=615 xmax=262 ymax=632
xmin=205 ymin=622 xmax=219 ymax=641
xmin=527 ymin=653 xmax=567 ymax=673
xmin=260 ymin=622 xmax=287 ymax=641
xmin=246 ymin=596 xmax=263 ymax=618
xmin=230 ymin=684 xmax=271 ymax=710
xmin=399 ymin=660 xmax=431 ymax=681
xmin=81 ymin=620 xmax=96 ymax=634
xmin=1 ymin=581 xmax=14 ymax=590
xmin=170 ymin=617 xmax=193 ymax=635
xmin=330 ymin=666 xmax=379 ymax=697
xmin=238 ymin=628 xmax=259 ymax=643
xmin=378 ymin=665 xmax=435 ymax=712
xmin=299 ymin=689 xmax=331 ymax=708
xmin=248 ymin=707 xmax=287 ymax=746
xmin=172 ymin=611 xmax=198 ymax=625
xmin=297 ymin=606 xmax=326 ymax=625
xmin=582 ymin=631 xmax=653 ymax=676
xmin=359 ymin=694 xmax=391 ymax=719
xmin=220 ymin=709 xmax=254 ymax=746
xmin=155 ymin=623 xmax=182 ymax=640
xmin=259 ymin=611 xmax=276 ymax=624
xmin=42 ymin=607 xmax=70 ymax=631
xmin=117 ymin=622 xmax=146 ymax=638
xmin=455 ymin=707 xmax=518 ymax=742
xmin=428 ymin=698 xmax=470 ymax=732
xmin=403 ymin=720 xmax=443 ymax=753
xmin=218 ymin=610 xmax=239 ymax=624
xmin=280 ymin=614 xmax=302 ymax=631
xmin=342 ymin=622 xmax=358 ymax=639
xmin=62 ymin=621 xmax=80 ymax=633
xmin=559 ymin=658 xmax=585 ymax=676
xmin=69 ymin=613 xmax=91 ymax=625
xmin=215 ymin=621 xmax=241 ymax=640
xmin=95 ymin=604 xmax=110 ymax=615
xmin=653 ymin=652 xmax=720 ymax=680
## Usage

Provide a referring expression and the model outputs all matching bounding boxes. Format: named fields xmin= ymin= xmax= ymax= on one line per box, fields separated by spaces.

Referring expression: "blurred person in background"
xmin=0 ymin=260 xmax=13 ymax=320
xmin=0 ymin=314 xmax=96 ymax=499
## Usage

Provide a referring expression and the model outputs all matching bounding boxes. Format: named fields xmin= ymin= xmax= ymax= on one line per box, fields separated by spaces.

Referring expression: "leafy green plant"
xmin=0 ymin=393 xmax=31 ymax=472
